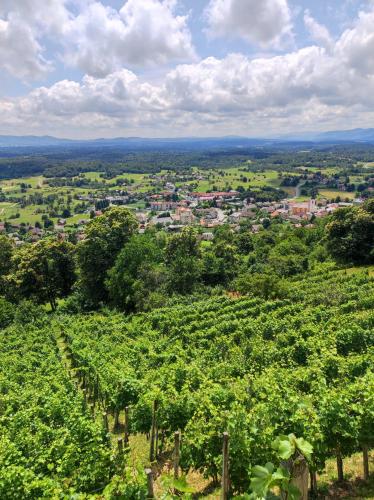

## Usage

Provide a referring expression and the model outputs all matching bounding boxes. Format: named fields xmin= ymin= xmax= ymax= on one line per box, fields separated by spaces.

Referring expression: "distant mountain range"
xmin=313 ymin=128 xmax=374 ymax=142
xmin=284 ymin=128 xmax=374 ymax=142
xmin=1 ymin=128 xmax=374 ymax=148
xmin=0 ymin=135 xmax=266 ymax=148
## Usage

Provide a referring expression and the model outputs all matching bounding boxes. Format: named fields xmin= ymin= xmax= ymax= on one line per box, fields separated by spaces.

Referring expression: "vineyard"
xmin=0 ymin=316 xmax=115 ymax=498
xmin=1 ymin=267 xmax=373 ymax=498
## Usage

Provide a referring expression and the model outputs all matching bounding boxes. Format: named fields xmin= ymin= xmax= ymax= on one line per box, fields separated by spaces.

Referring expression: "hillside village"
xmin=0 ymin=176 xmax=364 ymax=245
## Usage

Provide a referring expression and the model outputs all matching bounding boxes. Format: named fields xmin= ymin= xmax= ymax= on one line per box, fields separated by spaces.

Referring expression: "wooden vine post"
xmin=117 ymin=437 xmax=124 ymax=455
xmin=114 ymin=408 xmax=120 ymax=431
xmin=221 ymin=432 xmax=229 ymax=500
xmin=173 ymin=431 xmax=181 ymax=480
xmin=124 ymin=406 xmax=130 ymax=446
xmin=310 ymin=470 xmax=318 ymax=497
xmin=281 ymin=456 xmax=308 ymax=500
xmin=290 ymin=457 xmax=309 ymax=500
xmin=150 ymin=400 xmax=158 ymax=462
xmin=155 ymin=426 xmax=159 ymax=459
xmin=145 ymin=468 xmax=154 ymax=498
xmin=363 ymin=445 xmax=369 ymax=481
xmin=82 ymin=388 xmax=87 ymax=407
xmin=102 ymin=412 xmax=109 ymax=432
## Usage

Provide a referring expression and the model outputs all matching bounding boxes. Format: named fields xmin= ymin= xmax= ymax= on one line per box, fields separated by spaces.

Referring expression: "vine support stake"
xmin=117 ymin=437 xmax=123 ymax=455
xmin=114 ymin=408 xmax=120 ymax=431
xmin=102 ymin=412 xmax=109 ymax=432
xmin=124 ymin=406 xmax=130 ymax=446
xmin=363 ymin=445 xmax=369 ymax=481
xmin=155 ymin=425 xmax=159 ymax=459
xmin=221 ymin=432 xmax=229 ymax=500
xmin=150 ymin=400 xmax=158 ymax=462
xmin=290 ymin=456 xmax=309 ymax=500
xmin=145 ymin=468 xmax=154 ymax=498
xmin=310 ymin=471 xmax=318 ymax=497
xmin=82 ymin=388 xmax=87 ymax=409
xmin=173 ymin=430 xmax=181 ymax=480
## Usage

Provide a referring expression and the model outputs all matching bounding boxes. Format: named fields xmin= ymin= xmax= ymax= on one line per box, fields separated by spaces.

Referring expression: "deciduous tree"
xmin=9 ymin=240 xmax=75 ymax=310
xmin=77 ymin=207 xmax=138 ymax=306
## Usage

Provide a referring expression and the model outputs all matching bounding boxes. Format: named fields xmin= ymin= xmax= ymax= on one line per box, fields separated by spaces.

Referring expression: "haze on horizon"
xmin=1 ymin=0 xmax=374 ymax=140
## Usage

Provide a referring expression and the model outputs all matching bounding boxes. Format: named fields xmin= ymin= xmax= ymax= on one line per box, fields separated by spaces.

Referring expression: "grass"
xmin=341 ymin=266 xmax=374 ymax=278
xmin=0 ymin=202 xmax=47 ymax=224
xmin=293 ymin=196 xmax=310 ymax=202
xmin=306 ymin=167 xmax=341 ymax=175
xmin=319 ymin=189 xmax=356 ymax=200
xmin=123 ymin=201 xmax=147 ymax=210
xmin=318 ymin=451 xmax=374 ymax=499
xmin=192 ymin=168 xmax=282 ymax=192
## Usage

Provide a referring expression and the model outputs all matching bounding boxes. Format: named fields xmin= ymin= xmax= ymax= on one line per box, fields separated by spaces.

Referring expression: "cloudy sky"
xmin=1 ymin=0 xmax=374 ymax=138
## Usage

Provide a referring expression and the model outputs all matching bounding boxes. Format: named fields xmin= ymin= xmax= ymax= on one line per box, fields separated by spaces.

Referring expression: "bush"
xmin=13 ymin=300 xmax=46 ymax=325
xmin=233 ymin=273 xmax=290 ymax=300
xmin=0 ymin=298 xmax=15 ymax=329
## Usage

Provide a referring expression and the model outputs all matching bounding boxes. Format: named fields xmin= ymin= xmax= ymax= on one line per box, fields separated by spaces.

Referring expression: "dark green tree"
xmin=77 ymin=207 xmax=138 ymax=306
xmin=107 ymin=234 xmax=163 ymax=311
xmin=165 ymin=227 xmax=201 ymax=295
xmin=0 ymin=236 xmax=13 ymax=295
xmin=326 ymin=203 xmax=374 ymax=264
xmin=8 ymin=240 xmax=75 ymax=310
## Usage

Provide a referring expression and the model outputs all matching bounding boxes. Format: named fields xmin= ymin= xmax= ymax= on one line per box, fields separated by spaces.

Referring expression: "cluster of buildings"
xmin=0 ymin=221 xmax=44 ymax=246
xmin=1 ymin=173 xmax=365 ymax=244
xmin=269 ymin=198 xmax=361 ymax=221
xmin=136 ymin=191 xmax=363 ymax=233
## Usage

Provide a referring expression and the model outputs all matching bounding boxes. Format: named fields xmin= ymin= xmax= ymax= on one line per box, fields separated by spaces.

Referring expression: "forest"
xmin=1 ymin=142 xmax=374 ymax=179
xmin=0 ymin=199 xmax=373 ymax=498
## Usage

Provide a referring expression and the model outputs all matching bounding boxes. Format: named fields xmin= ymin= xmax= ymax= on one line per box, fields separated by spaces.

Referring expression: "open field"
xmin=191 ymin=168 xmax=282 ymax=192
xmin=341 ymin=265 xmax=374 ymax=278
xmin=319 ymin=189 xmax=356 ymax=200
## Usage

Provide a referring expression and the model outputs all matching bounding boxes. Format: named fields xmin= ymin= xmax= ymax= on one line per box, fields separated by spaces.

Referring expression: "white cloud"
xmin=3 ymin=3 xmax=374 ymax=137
xmin=0 ymin=0 xmax=195 ymax=81
xmin=0 ymin=0 xmax=70 ymax=31
xmin=164 ymin=49 xmax=333 ymax=113
xmin=304 ymin=10 xmax=333 ymax=50
xmin=13 ymin=69 xmax=167 ymax=131
xmin=62 ymin=0 xmax=196 ymax=76
xmin=205 ymin=0 xmax=292 ymax=48
xmin=0 ymin=15 xmax=50 ymax=80
xmin=335 ymin=8 xmax=374 ymax=76
xmin=0 ymin=0 xmax=70 ymax=80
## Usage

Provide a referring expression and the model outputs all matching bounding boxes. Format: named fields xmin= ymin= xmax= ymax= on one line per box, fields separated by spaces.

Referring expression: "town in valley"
xmin=1 ymin=163 xmax=372 ymax=245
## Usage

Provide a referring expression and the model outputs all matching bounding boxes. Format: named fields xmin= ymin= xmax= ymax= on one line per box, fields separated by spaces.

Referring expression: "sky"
xmin=1 ymin=0 xmax=374 ymax=139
